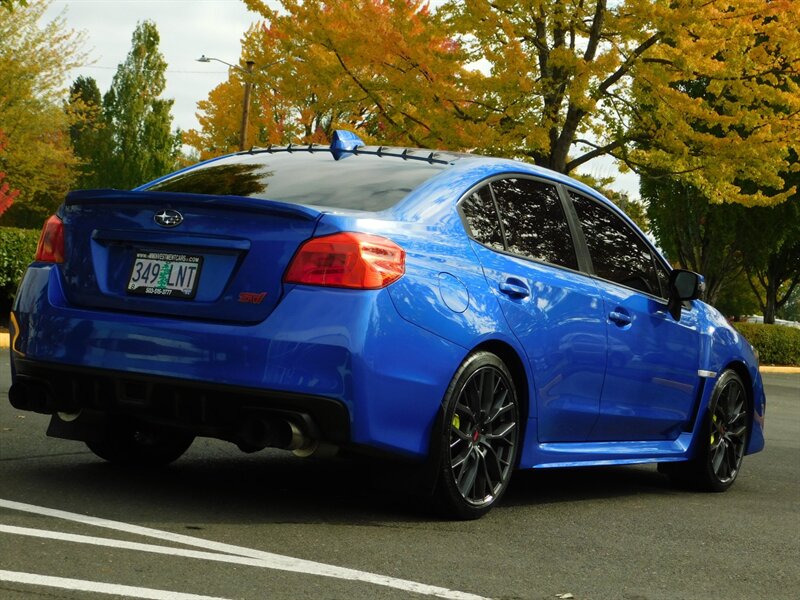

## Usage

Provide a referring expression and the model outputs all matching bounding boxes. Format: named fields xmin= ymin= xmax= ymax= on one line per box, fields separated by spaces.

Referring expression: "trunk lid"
xmin=59 ymin=189 xmax=322 ymax=323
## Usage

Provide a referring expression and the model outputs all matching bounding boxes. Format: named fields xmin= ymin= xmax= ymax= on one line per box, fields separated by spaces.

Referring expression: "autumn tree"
xmin=202 ymin=0 xmax=475 ymax=152
xmin=187 ymin=20 xmax=368 ymax=158
xmin=0 ymin=0 xmax=86 ymax=227
xmin=451 ymin=0 xmax=800 ymax=205
xmin=0 ymin=131 xmax=20 ymax=217
xmin=102 ymin=21 xmax=181 ymax=189
xmin=232 ymin=1 xmax=800 ymax=206
xmin=1 ymin=0 xmax=27 ymax=11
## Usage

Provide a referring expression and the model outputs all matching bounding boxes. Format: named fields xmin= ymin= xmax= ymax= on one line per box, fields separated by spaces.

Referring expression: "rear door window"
xmin=491 ymin=178 xmax=578 ymax=271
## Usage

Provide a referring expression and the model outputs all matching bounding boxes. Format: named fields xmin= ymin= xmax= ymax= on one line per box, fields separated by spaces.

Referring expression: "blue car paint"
xmin=590 ymin=279 xmax=702 ymax=442
xmin=12 ymin=264 xmax=466 ymax=457
xmin=9 ymin=142 xmax=766 ymax=469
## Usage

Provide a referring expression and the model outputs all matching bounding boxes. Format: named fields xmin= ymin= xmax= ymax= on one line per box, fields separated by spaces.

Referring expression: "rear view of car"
xmin=8 ymin=131 xmax=766 ymax=519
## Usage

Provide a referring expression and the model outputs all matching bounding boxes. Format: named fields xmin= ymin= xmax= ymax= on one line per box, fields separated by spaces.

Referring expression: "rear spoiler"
xmin=64 ymin=189 xmax=322 ymax=222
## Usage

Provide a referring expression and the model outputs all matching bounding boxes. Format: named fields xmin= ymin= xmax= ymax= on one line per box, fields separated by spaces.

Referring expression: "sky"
xmin=40 ymin=0 xmax=640 ymax=198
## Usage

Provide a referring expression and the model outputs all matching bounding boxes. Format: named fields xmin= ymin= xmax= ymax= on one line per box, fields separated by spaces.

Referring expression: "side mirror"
xmin=667 ymin=269 xmax=704 ymax=320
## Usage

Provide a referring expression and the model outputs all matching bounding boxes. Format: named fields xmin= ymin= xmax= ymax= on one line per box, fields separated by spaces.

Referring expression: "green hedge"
xmin=733 ymin=322 xmax=800 ymax=366
xmin=0 ymin=226 xmax=39 ymax=309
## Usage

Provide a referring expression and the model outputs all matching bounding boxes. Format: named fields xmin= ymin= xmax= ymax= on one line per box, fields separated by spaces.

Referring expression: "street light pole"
xmin=238 ymin=60 xmax=255 ymax=151
xmin=196 ymin=55 xmax=255 ymax=151
xmin=197 ymin=55 xmax=300 ymax=151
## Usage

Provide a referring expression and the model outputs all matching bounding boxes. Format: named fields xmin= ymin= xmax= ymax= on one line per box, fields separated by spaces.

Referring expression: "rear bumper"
xmin=11 ymin=264 xmax=467 ymax=457
xmin=10 ymin=357 xmax=350 ymax=446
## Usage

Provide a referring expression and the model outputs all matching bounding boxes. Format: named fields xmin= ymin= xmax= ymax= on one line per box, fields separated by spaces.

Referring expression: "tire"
xmin=86 ymin=420 xmax=195 ymax=467
xmin=662 ymin=370 xmax=749 ymax=492
xmin=431 ymin=351 xmax=520 ymax=520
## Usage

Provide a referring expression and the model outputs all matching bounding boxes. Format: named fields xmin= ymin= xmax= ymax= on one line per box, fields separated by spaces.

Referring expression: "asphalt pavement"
xmin=0 ymin=354 xmax=798 ymax=600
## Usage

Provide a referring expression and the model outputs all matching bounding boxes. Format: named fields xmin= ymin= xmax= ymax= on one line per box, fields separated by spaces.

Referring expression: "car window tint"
xmin=460 ymin=186 xmax=504 ymax=251
xmin=569 ymin=191 xmax=662 ymax=296
xmin=145 ymin=152 xmax=446 ymax=212
xmin=491 ymin=178 xmax=578 ymax=270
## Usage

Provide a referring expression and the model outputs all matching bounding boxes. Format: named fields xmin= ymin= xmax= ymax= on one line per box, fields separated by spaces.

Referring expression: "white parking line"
xmin=0 ymin=498 xmax=490 ymax=600
xmin=0 ymin=569 xmax=231 ymax=600
xmin=0 ymin=524 xmax=315 ymax=568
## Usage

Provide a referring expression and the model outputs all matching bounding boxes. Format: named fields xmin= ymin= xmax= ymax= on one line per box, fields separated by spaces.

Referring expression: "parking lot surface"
xmin=1 ymin=356 xmax=798 ymax=599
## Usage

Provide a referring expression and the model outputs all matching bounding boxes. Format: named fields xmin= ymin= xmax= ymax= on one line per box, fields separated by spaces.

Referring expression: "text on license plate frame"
xmin=127 ymin=251 xmax=203 ymax=299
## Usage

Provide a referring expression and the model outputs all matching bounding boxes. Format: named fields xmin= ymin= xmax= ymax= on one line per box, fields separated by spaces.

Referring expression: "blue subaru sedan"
xmin=8 ymin=131 xmax=765 ymax=519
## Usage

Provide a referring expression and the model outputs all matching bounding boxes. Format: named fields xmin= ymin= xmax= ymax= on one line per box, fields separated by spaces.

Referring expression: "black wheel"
xmin=432 ymin=351 xmax=520 ymax=520
xmin=662 ymin=370 xmax=749 ymax=492
xmin=86 ymin=420 xmax=195 ymax=467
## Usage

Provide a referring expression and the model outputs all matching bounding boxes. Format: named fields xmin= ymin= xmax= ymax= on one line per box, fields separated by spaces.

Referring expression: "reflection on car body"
xmin=8 ymin=130 xmax=766 ymax=519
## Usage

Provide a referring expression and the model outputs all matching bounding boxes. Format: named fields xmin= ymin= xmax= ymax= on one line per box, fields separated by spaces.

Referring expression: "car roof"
xmin=140 ymin=131 xmax=619 ymax=220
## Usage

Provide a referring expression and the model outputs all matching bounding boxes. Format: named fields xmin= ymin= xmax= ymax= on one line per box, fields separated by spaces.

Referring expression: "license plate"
xmin=127 ymin=251 xmax=202 ymax=299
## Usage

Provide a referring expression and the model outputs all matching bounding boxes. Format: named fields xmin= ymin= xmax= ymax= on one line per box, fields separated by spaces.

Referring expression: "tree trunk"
xmin=763 ymin=280 xmax=777 ymax=324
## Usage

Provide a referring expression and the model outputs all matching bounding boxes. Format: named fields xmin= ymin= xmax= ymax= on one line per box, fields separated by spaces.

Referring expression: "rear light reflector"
xmin=284 ymin=232 xmax=405 ymax=289
xmin=35 ymin=214 xmax=65 ymax=263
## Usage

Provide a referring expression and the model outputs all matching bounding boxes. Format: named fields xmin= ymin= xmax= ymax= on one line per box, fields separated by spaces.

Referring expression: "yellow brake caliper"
xmin=711 ymin=414 xmax=717 ymax=445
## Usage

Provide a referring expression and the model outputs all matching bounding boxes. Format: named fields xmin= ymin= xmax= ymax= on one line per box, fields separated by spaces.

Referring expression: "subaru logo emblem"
xmin=154 ymin=209 xmax=183 ymax=228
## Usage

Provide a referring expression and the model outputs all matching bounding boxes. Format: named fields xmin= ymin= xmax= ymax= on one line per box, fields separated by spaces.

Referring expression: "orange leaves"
xmin=0 ymin=131 xmax=19 ymax=218
xmin=0 ymin=172 xmax=19 ymax=218
xmin=190 ymin=1 xmax=800 ymax=205
xmin=215 ymin=1 xmax=475 ymax=151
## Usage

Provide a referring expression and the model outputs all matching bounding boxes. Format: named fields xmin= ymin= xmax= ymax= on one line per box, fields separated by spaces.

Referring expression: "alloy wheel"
xmin=447 ymin=365 xmax=518 ymax=506
xmin=709 ymin=375 xmax=748 ymax=484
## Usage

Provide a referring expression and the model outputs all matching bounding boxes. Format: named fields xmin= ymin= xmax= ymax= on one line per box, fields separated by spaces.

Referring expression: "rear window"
xmin=144 ymin=151 xmax=448 ymax=212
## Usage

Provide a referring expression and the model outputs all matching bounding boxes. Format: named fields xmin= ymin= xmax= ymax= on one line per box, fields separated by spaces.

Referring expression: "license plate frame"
xmin=127 ymin=251 xmax=203 ymax=299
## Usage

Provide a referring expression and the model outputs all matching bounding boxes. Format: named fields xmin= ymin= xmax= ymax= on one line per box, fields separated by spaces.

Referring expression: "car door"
xmin=566 ymin=189 xmax=702 ymax=441
xmin=460 ymin=176 xmax=607 ymax=442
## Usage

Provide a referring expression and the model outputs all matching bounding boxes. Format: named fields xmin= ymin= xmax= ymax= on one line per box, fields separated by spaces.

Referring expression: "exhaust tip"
xmin=236 ymin=418 xmax=317 ymax=453
xmin=292 ymin=439 xmax=339 ymax=459
xmin=57 ymin=410 xmax=82 ymax=423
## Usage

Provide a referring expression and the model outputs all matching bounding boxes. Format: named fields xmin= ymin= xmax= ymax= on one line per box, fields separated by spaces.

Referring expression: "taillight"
xmin=284 ymin=232 xmax=405 ymax=289
xmin=35 ymin=214 xmax=65 ymax=263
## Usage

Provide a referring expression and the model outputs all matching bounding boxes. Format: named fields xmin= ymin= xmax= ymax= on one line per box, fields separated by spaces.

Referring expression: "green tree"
xmin=0 ymin=0 xmax=86 ymax=227
xmin=778 ymin=286 xmax=800 ymax=323
xmin=714 ymin=270 xmax=760 ymax=319
xmin=68 ymin=76 xmax=109 ymax=189
xmin=735 ymin=197 xmax=800 ymax=324
xmin=102 ymin=21 xmax=180 ymax=189
xmin=641 ymin=176 xmax=740 ymax=305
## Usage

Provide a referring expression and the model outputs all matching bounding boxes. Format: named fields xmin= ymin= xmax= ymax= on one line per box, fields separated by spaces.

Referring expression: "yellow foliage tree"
xmin=0 ymin=0 xmax=86 ymax=227
xmin=192 ymin=0 xmax=800 ymax=206
xmin=445 ymin=0 xmax=800 ymax=205
xmin=189 ymin=1 xmax=478 ymax=155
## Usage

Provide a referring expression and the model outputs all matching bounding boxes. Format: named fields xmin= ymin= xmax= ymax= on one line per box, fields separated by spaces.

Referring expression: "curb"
xmin=758 ymin=365 xmax=800 ymax=374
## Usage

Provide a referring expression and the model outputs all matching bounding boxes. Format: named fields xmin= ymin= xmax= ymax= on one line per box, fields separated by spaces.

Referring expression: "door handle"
xmin=609 ymin=310 xmax=632 ymax=326
xmin=499 ymin=279 xmax=530 ymax=299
